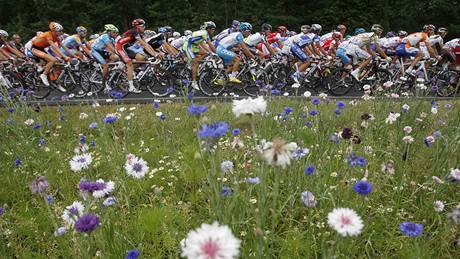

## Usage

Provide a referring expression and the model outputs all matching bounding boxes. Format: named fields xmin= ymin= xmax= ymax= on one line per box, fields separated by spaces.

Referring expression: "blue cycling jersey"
xmin=63 ymin=35 xmax=85 ymax=50
xmin=92 ymin=33 xmax=115 ymax=52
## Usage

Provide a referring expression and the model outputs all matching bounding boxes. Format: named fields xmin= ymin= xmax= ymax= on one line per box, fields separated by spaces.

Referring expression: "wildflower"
xmin=292 ymin=148 xmax=310 ymax=159
xmin=24 ymin=118 xmax=34 ymax=126
xmin=232 ymin=128 xmax=240 ymax=136
xmin=312 ymin=98 xmax=321 ymax=105
xmin=220 ymin=160 xmax=234 ymax=173
xmin=403 ymin=126 xmax=412 ymax=134
xmin=341 ymin=128 xmax=353 ymax=139
xmin=69 ymin=154 xmax=93 ymax=172
xmin=402 ymin=136 xmax=414 ymax=143
xmin=327 ymin=208 xmax=364 ymax=236
xmin=271 ymin=89 xmax=281 ymax=95
xmin=61 ymin=201 xmax=85 ymax=226
xmin=245 ymin=177 xmax=260 ymax=184
xmin=402 ymin=104 xmax=410 ymax=113
xmin=232 ymin=96 xmax=267 ymax=117
xmin=54 ymin=227 xmax=67 ymax=237
xmin=14 ymin=157 xmax=21 ymax=166
xmin=198 ymin=122 xmax=229 ymax=139
xmin=304 ymin=165 xmax=315 ymax=176
xmin=38 ymin=138 xmax=46 ymax=146
xmin=432 ymin=130 xmax=442 ymax=139
xmin=399 ymin=222 xmax=423 ymax=237
xmin=103 ymin=197 xmax=117 ymax=207
xmin=261 ymin=138 xmax=298 ymax=168
xmin=125 ymin=154 xmax=149 ymax=179
xmin=126 ymin=249 xmax=140 ymax=259
xmin=220 ymin=186 xmax=233 ymax=197
xmin=303 ymin=91 xmax=312 ymax=97
xmin=30 ymin=176 xmax=49 ymax=194
xmin=353 ymin=180 xmax=373 ymax=195
xmin=424 ymin=136 xmax=435 ymax=147
xmin=75 ymin=214 xmax=100 ymax=233
xmin=329 ymin=134 xmax=340 ymax=144
xmin=300 ymin=191 xmax=317 ymax=207
xmin=431 ymin=106 xmax=438 ymax=114
xmin=334 ymin=109 xmax=341 ymax=115
xmin=450 ymin=168 xmax=460 ymax=181
xmin=309 ymin=110 xmax=318 ymax=116
xmin=33 ymin=123 xmax=42 ymax=130
xmin=336 ymin=101 xmax=346 ymax=109
xmin=347 ymin=153 xmax=367 ymax=167
xmin=89 ymin=122 xmax=98 ymax=129
xmin=181 ymin=222 xmax=241 ymax=259
xmin=0 ymin=207 xmax=4 ymax=216
xmin=46 ymin=195 xmax=54 ymax=204
xmin=153 ymin=100 xmax=159 ymax=108
xmin=284 ymin=106 xmax=293 ymax=114
xmin=103 ymin=113 xmax=118 ymax=123
xmin=79 ymin=113 xmax=89 ymax=120
xmin=381 ymin=161 xmax=395 ymax=174
xmin=385 ymin=112 xmax=400 ymax=124
xmin=79 ymin=179 xmax=115 ymax=198
xmin=448 ymin=209 xmax=460 ymax=224
xmin=187 ymin=104 xmax=208 ymax=116
xmin=434 ymin=201 xmax=444 ymax=212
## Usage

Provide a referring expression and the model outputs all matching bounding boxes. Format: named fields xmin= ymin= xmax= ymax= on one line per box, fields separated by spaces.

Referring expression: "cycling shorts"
xmin=216 ymin=45 xmax=235 ymax=64
xmin=92 ymin=49 xmax=111 ymax=64
xmin=290 ymin=43 xmax=308 ymax=62
xmin=395 ymin=43 xmax=418 ymax=57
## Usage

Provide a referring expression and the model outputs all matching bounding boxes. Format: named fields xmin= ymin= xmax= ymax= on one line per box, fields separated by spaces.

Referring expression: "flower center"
xmin=340 ymin=215 xmax=351 ymax=226
xmin=201 ymin=239 xmax=219 ymax=258
xmin=132 ymin=163 xmax=143 ymax=172
xmin=77 ymin=157 xmax=86 ymax=163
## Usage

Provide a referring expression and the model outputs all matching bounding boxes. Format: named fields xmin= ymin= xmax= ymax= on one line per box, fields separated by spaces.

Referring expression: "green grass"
xmin=0 ymin=97 xmax=459 ymax=258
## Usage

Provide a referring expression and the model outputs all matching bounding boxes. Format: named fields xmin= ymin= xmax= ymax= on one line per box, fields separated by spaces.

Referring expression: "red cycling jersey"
xmin=116 ymin=28 xmax=142 ymax=63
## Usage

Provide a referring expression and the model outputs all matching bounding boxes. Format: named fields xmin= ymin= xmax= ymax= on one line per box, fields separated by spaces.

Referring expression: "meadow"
xmin=0 ymin=95 xmax=459 ymax=258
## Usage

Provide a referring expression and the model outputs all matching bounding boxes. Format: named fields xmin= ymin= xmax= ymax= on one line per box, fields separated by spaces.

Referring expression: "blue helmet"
xmin=240 ymin=22 xmax=252 ymax=32
xmin=232 ymin=20 xmax=240 ymax=29
xmin=386 ymin=31 xmax=396 ymax=38
xmin=354 ymin=28 xmax=365 ymax=35
xmin=158 ymin=27 xmax=167 ymax=33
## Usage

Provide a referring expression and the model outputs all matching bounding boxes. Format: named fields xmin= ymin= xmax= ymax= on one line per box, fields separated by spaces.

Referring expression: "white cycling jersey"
xmin=444 ymin=38 xmax=460 ymax=51
xmin=244 ymin=32 xmax=264 ymax=47
xmin=378 ymin=36 xmax=401 ymax=49
xmin=171 ymin=36 xmax=186 ymax=49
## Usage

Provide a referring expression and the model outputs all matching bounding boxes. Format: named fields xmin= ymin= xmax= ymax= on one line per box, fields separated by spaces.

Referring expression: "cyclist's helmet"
xmin=371 ymin=24 xmax=384 ymax=34
xmin=232 ymin=20 xmax=240 ymax=29
xmin=184 ymin=30 xmax=192 ymax=36
xmin=163 ymin=26 xmax=173 ymax=33
xmin=423 ymin=24 xmax=435 ymax=32
xmin=76 ymin=26 xmax=87 ymax=35
xmin=277 ymin=26 xmax=287 ymax=34
xmin=104 ymin=24 xmax=119 ymax=33
xmin=240 ymin=22 xmax=252 ymax=32
xmin=261 ymin=23 xmax=272 ymax=32
xmin=337 ymin=24 xmax=347 ymax=31
xmin=301 ymin=25 xmax=311 ymax=34
xmin=49 ymin=22 xmax=63 ymax=32
xmin=397 ymin=30 xmax=408 ymax=37
xmin=311 ymin=24 xmax=322 ymax=33
xmin=90 ymin=34 xmax=100 ymax=40
xmin=386 ymin=31 xmax=396 ymax=38
xmin=144 ymin=30 xmax=155 ymax=38
xmin=158 ymin=27 xmax=167 ymax=33
xmin=438 ymin=27 xmax=447 ymax=33
xmin=201 ymin=21 xmax=216 ymax=30
xmin=0 ymin=30 xmax=9 ymax=37
xmin=173 ymin=31 xmax=181 ymax=38
xmin=354 ymin=28 xmax=365 ymax=35
xmin=132 ymin=18 xmax=146 ymax=27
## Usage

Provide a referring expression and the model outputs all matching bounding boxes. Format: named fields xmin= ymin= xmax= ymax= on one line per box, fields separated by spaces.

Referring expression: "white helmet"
xmin=49 ymin=22 xmax=63 ymax=32
xmin=173 ymin=31 xmax=181 ymax=38
xmin=0 ymin=30 xmax=8 ymax=37
xmin=184 ymin=30 xmax=192 ymax=36
xmin=311 ymin=24 xmax=322 ymax=33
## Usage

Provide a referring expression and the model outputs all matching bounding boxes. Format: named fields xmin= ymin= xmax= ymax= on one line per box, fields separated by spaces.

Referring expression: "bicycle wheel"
xmin=198 ymin=68 xmax=226 ymax=97
xmin=241 ymin=69 xmax=269 ymax=97
xmin=25 ymin=73 xmax=51 ymax=99
xmin=327 ymin=68 xmax=354 ymax=96
xmin=269 ymin=66 xmax=291 ymax=91
xmin=147 ymin=73 xmax=174 ymax=97
xmin=435 ymin=70 xmax=459 ymax=97
xmin=109 ymin=72 xmax=130 ymax=99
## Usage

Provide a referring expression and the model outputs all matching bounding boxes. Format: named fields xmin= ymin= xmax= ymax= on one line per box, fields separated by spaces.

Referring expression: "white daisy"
xmin=220 ymin=160 xmax=234 ymax=173
xmin=92 ymin=179 xmax=115 ymax=198
xmin=434 ymin=200 xmax=445 ymax=212
xmin=181 ymin=221 xmax=241 ymax=259
xmin=261 ymin=138 xmax=298 ymax=168
xmin=61 ymin=201 xmax=85 ymax=226
xmin=450 ymin=168 xmax=460 ymax=181
xmin=385 ymin=112 xmax=400 ymax=124
xmin=232 ymin=96 xmax=267 ymax=117
xmin=125 ymin=154 xmax=149 ymax=179
xmin=300 ymin=191 xmax=316 ymax=207
xmin=69 ymin=154 xmax=93 ymax=172
xmin=79 ymin=112 xmax=89 ymax=120
xmin=327 ymin=208 xmax=364 ymax=236
xmin=303 ymin=91 xmax=312 ymax=98
xmin=24 ymin=118 xmax=34 ymax=126
xmin=402 ymin=136 xmax=414 ymax=143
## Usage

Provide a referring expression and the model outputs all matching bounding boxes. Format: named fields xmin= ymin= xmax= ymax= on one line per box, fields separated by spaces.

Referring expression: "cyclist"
xmin=289 ymin=30 xmax=314 ymax=83
xmin=267 ymin=26 xmax=289 ymax=50
xmin=443 ymin=38 xmax=460 ymax=68
xmin=182 ymin=21 xmax=217 ymax=90
xmin=216 ymin=22 xmax=256 ymax=84
xmin=61 ymin=26 xmax=91 ymax=59
xmin=29 ymin=22 xmax=71 ymax=87
xmin=422 ymin=27 xmax=447 ymax=57
xmin=91 ymin=24 xmax=120 ymax=92
xmin=244 ymin=24 xmax=276 ymax=58
xmin=378 ymin=30 xmax=406 ymax=56
xmin=145 ymin=26 xmax=178 ymax=56
xmin=214 ymin=20 xmax=240 ymax=46
xmin=306 ymin=24 xmax=328 ymax=57
xmin=116 ymin=18 xmax=158 ymax=93
xmin=170 ymin=30 xmax=191 ymax=50
xmin=0 ymin=30 xmax=25 ymax=60
xmin=396 ymin=24 xmax=436 ymax=76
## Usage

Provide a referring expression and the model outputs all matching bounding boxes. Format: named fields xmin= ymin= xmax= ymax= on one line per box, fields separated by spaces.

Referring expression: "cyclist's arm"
xmin=239 ymin=43 xmax=255 ymax=60
xmin=4 ymin=42 xmax=25 ymax=58
xmin=163 ymin=42 xmax=178 ymax=56
xmin=138 ymin=38 xmax=158 ymax=57
xmin=206 ymin=41 xmax=216 ymax=52
xmin=80 ymin=44 xmax=92 ymax=57
xmin=49 ymin=40 xmax=69 ymax=60
xmin=374 ymin=41 xmax=388 ymax=59
xmin=423 ymin=41 xmax=436 ymax=58
xmin=61 ymin=44 xmax=79 ymax=59
xmin=316 ymin=41 xmax=327 ymax=56
xmin=0 ymin=48 xmax=12 ymax=60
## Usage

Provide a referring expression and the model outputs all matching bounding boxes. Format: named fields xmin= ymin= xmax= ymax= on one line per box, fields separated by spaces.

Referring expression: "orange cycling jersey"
xmin=32 ymin=31 xmax=60 ymax=49
xmin=403 ymin=32 xmax=428 ymax=48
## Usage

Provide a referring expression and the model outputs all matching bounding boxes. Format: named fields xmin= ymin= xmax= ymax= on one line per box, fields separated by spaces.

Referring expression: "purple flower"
xmin=103 ymin=197 xmax=117 ymax=207
xmin=304 ymin=165 xmax=315 ymax=175
xmin=0 ymin=207 xmax=4 ymax=216
xmin=300 ymin=191 xmax=317 ymax=207
xmin=245 ymin=177 xmax=260 ymax=184
xmin=400 ymin=222 xmax=423 ymax=237
xmin=187 ymin=91 xmax=194 ymax=100
xmin=284 ymin=106 xmax=293 ymax=114
xmin=79 ymin=134 xmax=86 ymax=144
xmin=336 ymin=101 xmax=346 ymax=109
xmin=334 ymin=109 xmax=341 ymax=115
xmin=38 ymin=138 xmax=46 ymax=146
xmin=220 ymin=186 xmax=232 ymax=196
xmin=30 ymin=176 xmax=49 ymax=194
xmin=14 ymin=157 xmax=21 ymax=166
xmin=198 ymin=121 xmax=229 ymax=139
xmin=187 ymin=104 xmax=208 ymax=116
xmin=89 ymin=122 xmax=98 ymax=128
xmin=305 ymin=121 xmax=313 ymax=127
xmin=103 ymin=116 xmax=118 ymax=124
xmin=33 ymin=123 xmax=42 ymax=130
xmin=271 ymin=89 xmax=281 ymax=95
xmin=347 ymin=153 xmax=367 ymax=167
xmin=160 ymin=114 xmax=166 ymax=121
xmin=432 ymin=131 xmax=442 ymax=139
xmin=353 ymin=180 xmax=373 ymax=195
xmin=7 ymin=108 xmax=15 ymax=113
xmin=232 ymin=128 xmax=240 ymax=136
xmin=126 ymin=249 xmax=140 ymax=259
xmin=75 ymin=214 xmax=100 ymax=233
xmin=312 ymin=98 xmax=321 ymax=105
xmin=79 ymin=180 xmax=106 ymax=192
xmin=46 ymin=195 xmax=54 ymax=204
xmin=90 ymin=140 xmax=96 ymax=147
xmin=309 ymin=110 xmax=318 ymax=116
xmin=153 ymin=100 xmax=159 ymax=108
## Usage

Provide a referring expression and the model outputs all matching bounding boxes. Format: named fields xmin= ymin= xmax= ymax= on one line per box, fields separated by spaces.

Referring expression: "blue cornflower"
xmin=59 ymin=115 xmax=65 ymax=121
xmin=14 ymin=157 xmax=21 ymax=166
xmin=336 ymin=101 xmax=346 ymax=109
xmin=312 ymin=98 xmax=321 ymax=105
xmin=293 ymin=148 xmax=309 ymax=159
xmin=126 ymin=249 xmax=140 ymax=259
xmin=245 ymin=177 xmax=260 ymax=184
xmin=309 ymin=110 xmax=318 ymax=116
xmin=187 ymin=91 xmax=194 ymax=101
xmin=232 ymin=128 xmax=240 ymax=136
xmin=284 ymin=106 xmax=293 ymax=114
xmin=400 ymin=222 xmax=423 ymax=237
xmin=38 ymin=139 xmax=46 ymax=146
xmin=347 ymin=153 xmax=367 ymax=167
xmin=424 ymin=136 xmax=434 ymax=147
xmin=7 ymin=108 xmax=15 ymax=113
xmin=0 ymin=207 xmax=4 ymax=216
xmin=304 ymin=165 xmax=315 ymax=175
xmin=187 ymin=104 xmax=208 ymax=116
xmin=305 ymin=121 xmax=313 ymax=127
xmin=153 ymin=100 xmax=159 ymax=108
xmin=75 ymin=214 xmax=100 ymax=233
xmin=159 ymin=114 xmax=166 ymax=120
xmin=198 ymin=121 xmax=229 ymax=139
xmin=103 ymin=116 xmax=118 ymax=123
xmin=33 ymin=123 xmax=42 ymax=130
xmin=271 ymin=89 xmax=281 ymax=95
xmin=334 ymin=109 xmax=341 ymax=115
xmin=220 ymin=186 xmax=232 ymax=196
xmin=432 ymin=131 xmax=442 ymax=139
xmin=89 ymin=122 xmax=98 ymax=128
xmin=444 ymin=103 xmax=452 ymax=109
xmin=89 ymin=140 xmax=96 ymax=147
xmin=103 ymin=197 xmax=117 ymax=207
xmin=79 ymin=134 xmax=86 ymax=144
xmin=353 ymin=180 xmax=373 ymax=195
xmin=46 ymin=195 xmax=54 ymax=204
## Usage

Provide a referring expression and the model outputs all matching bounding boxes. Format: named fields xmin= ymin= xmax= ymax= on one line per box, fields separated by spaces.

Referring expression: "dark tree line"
xmin=1 ymin=0 xmax=459 ymax=40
